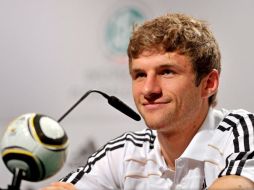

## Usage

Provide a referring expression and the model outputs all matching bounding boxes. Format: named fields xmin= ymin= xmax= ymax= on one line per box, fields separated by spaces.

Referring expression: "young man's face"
xmin=130 ymin=51 xmax=209 ymax=133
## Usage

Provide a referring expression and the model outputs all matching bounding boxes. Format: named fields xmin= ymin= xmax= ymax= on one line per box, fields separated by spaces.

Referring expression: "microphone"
xmin=57 ymin=89 xmax=141 ymax=122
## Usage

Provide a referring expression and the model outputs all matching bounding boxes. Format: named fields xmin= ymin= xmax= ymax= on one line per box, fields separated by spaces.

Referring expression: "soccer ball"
xmin=0 ymin=113 xmax=69 ymax=182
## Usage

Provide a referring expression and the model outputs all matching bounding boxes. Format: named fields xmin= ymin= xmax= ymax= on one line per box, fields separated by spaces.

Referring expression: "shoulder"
xmin=87 ymin=128 xmax=157 ymax=163
xmin=98 ymin=128 xmax=156 ymax=155
xmin=205 ymin=109 xmax=254 ymax=186
xmin=211 ymin=109 xmax=254 ymax=180
xmin=60 ymin=129 xmax=157 ymax=184
xmin=212 ymin=108 xmax=254 ymax=152
xmin=216 ymin=108 xmax=254 ymax=133
xmin=110 ymin=128 xmax=156 ymax=147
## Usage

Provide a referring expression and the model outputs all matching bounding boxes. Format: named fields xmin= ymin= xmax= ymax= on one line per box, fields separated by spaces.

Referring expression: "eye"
xmin=132 ymin=71 xmax=146 ymax=80
xmin=160 ymin=69 xmax=174 ymax=76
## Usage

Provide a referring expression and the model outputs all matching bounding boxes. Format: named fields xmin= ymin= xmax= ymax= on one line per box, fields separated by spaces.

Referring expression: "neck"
xmin=158 ymin=106 xmax=209 ymax=169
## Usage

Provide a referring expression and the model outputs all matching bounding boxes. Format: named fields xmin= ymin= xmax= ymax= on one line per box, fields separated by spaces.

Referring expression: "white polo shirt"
xmin=61 ymin=108 xmax=254 ymax=190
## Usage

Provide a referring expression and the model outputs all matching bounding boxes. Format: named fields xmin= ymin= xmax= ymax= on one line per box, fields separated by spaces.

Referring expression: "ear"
xmin=201 ymin=69 xmax=219 ymax=98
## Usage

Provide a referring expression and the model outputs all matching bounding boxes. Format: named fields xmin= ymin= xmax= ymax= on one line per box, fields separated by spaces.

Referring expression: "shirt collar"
xmin=143 ymin=108 xmax=225 ymax=166
xmin=179 ymin=108 xmax=224 ymax=161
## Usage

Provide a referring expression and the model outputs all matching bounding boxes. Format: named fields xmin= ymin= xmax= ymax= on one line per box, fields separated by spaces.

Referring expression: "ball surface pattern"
xmin=0 ymin=113 xmax=69 ymax=182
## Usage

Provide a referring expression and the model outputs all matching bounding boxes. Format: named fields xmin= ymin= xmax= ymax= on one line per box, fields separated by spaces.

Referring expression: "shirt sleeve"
xmin=59 ymin=139 xmax=125 ymax=190
xmin=217 ymin=110 xmax=254 ymax=182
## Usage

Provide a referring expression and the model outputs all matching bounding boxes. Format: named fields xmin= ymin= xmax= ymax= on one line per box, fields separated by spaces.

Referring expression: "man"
xmin=41 ymin=13 xmax=254 ymax=190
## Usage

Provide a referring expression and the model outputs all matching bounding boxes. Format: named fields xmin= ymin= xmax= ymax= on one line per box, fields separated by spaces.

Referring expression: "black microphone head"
xmin=107 ymin=96 xmax=141 ymax=121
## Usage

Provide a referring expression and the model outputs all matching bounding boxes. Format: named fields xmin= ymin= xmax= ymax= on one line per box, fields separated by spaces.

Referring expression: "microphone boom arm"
xmin=57 ymin=90 xmax=141 ymax=122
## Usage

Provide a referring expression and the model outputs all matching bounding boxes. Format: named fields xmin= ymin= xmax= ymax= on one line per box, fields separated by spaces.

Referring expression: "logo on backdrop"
xmin=102 ymin=5 xmax=147 ymax=64
xmin=105 ymin=7 xmax=145 ymax=56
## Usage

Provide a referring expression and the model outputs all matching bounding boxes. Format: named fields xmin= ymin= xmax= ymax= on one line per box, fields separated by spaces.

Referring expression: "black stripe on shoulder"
xmin=217 ymin=112 xmax=254 ymax=177
xmin=217 ymin=118 xmax=236 ymax=131
xmin=89 ymin=129 xmax=156 ymax=159
xmin=217 ymin=112 xmax=253 ymax=152
xmin=232 ymin=113 xmax=250 ymax=151
xmin=64 ymin=129 xmax=156 ymax=184
xmin=70 ymin=143 xmax=125 ymax=184
xmin=60 ymin=172 xmax=73 ymax=182
xmin=111 ymin=128 xmax=156 ymax=144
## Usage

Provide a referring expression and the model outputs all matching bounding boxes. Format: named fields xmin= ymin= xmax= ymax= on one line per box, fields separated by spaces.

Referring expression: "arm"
xmin=208 ymin=175 xmax=254 ymax=190
xmin=206 ymin=110 xmax=254 ymax=189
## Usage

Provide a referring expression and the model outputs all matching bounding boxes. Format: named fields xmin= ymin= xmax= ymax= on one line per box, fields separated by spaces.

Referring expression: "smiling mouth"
xmin=143 ymin=100 xmax=171 ymax=105
xmin=142 ymin=101 xmax=170 ymax=110
xmin=143 ymin=102 xmax=166 ymax=105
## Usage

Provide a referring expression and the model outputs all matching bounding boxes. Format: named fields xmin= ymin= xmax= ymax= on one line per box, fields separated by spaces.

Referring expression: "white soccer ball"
xmin=0 ymin=113 xmax=69 ymax=182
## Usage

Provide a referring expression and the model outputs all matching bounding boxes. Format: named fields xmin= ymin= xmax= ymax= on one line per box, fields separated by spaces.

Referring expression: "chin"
xmin=144 ymin=119 xmax=167 ymax=130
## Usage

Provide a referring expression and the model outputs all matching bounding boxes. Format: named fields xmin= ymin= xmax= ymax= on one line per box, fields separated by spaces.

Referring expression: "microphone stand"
xmin=0 ymin=168 xmax=24 ymax=190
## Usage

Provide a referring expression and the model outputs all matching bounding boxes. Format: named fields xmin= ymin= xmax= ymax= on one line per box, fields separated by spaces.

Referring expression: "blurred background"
xmin=0 ymin=0 xmax=253 ymax=189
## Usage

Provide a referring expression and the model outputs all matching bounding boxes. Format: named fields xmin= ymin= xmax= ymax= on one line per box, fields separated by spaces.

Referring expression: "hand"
xmin=208 ymin=175 xmax=254 ymax=190
xmin=39 ymin=182 xmax=76 ymax=190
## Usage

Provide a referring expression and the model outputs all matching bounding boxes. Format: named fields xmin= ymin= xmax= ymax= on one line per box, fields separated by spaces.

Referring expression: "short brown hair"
xmin=127 ymin=13 xmax=221 ymax=106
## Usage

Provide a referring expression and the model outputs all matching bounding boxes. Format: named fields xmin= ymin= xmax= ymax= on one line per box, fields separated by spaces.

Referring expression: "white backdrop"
xmin=0 ymin=0 xmax=254 ymax=189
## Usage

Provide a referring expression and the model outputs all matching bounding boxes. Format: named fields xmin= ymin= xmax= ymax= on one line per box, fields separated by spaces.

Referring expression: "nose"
xmin=142 ymin=74 xmax=162 ymax=100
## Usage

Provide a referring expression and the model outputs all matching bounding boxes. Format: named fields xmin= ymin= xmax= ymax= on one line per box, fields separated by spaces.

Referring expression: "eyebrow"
xmin=131 ymin=63 xmax=177 ymax=72
xmin=130 ymin=68 xmax=143 ymax=76
xmin=158 ymin=63 xmax=176 ymax=68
